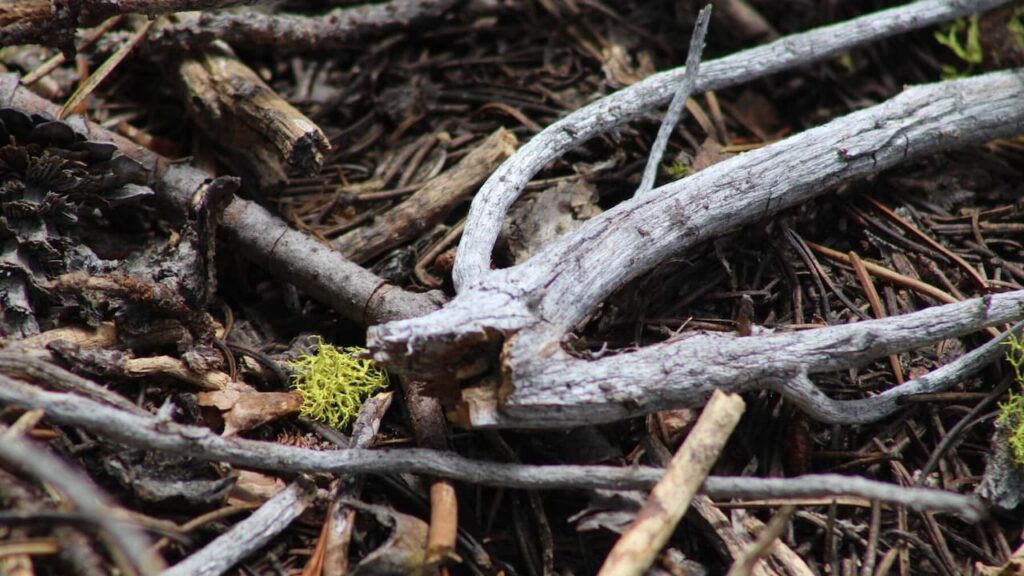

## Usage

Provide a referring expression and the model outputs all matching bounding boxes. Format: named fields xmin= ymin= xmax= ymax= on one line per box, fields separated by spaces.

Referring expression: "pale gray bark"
xmin=162 ymin=480 xmax=316 ymax=576
xmin=0 ymin=374 xmax=985 ymax=520
xmin=453 ymin=0 xmax=1016 ymax=288
xmin=370 ymin=68 xmax=1024 ymax=428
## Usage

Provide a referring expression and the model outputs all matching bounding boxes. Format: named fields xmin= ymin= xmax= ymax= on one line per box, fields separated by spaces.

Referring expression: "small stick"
xmin=598 ymin=390 xmax=745 ymax=575
xmin=163 ymin=479 xmax=316 ymax=576
xmin=725 ymin=505 xmax=797 ymax=576
xmin=58 ymin=19 xmax=153 ymax=119
xmin=21 ymin=16 xmax=123 ymax=86
xmin=806 ymin=242 xmax=957 ymax=304
xmin=636 ymin=6 xmax=711 ymax=197
xmin=849 ymin=251 xmax=905 ymax=384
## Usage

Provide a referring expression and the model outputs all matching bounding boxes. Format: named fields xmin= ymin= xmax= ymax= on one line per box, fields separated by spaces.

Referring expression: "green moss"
xmin=934 ymin=14 xmax=982 ymax=78
xmin=998 ymin=332 xmax=1024 ymax=464
xmin=289 ymin=337 xmax=389 ymax=429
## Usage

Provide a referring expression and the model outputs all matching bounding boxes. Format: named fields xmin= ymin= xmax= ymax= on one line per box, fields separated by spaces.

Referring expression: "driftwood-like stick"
xmin=163 ymin=480 xmax=316 ymax=576
xmin=334 ymin=128 xmax=517 ymax=264
xmin=0 ymin=374 xmax=986 ymax=520
xmin=369 ymin=69 xmax=1024 ymax=428
xmin=452 ymin=0 xmax=1015 ymax=288
xmin=599 ymin=391 xmax=744 ymax=576
xmin=178 ymin=43 xmax=329 ymax=187
xmin=146 ymin=0 xmax=460 ymax=51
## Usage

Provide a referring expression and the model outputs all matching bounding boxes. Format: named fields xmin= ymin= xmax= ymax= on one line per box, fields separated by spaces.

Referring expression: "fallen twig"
xmin=0 ymin=374 xmax=987 ymax=520
xmin=334 ymin=128 xmax=517 ymax=264
xmin=0 ymin=0 xmax=247 ymax=49
xmin=146 ymin=0 xmax=460 ymax=51
xmin=599 ymin=390 xmax=744 ymax=575
xmin=162 ymin=479 xmax=316 ymax=576
xmin=0 ymin=424 xmax=165 ymax=576
xmin=636 ymin=5 xmax=711 ymax=197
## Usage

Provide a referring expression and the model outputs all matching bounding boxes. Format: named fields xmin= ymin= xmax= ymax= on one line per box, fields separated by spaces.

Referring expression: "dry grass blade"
xmin=58 ymin=19 xmax=153 ymax=120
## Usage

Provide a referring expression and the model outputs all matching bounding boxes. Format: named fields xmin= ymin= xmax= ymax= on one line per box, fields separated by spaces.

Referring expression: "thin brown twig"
xmin=725 ymin=505 xmax=797 ymax=576
xmin=848 ymin=250 xmax=905 ymax=384
xmin=864 ymin=196 xmax=989 ymax=291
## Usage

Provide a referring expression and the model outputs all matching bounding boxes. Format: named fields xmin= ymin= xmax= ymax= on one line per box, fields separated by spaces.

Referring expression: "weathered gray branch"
xmin=162 ymin=480 xmax=316 ymax=576
xmin=0 ymin=374 xmax=985 ymax=520
xmin=453 ymin=0 xmax=1015 ymax=287
xmin=146 ymin=0 xmax=459 ymax=51
xmin=370 ymin=67 xmax=1024 ymax=427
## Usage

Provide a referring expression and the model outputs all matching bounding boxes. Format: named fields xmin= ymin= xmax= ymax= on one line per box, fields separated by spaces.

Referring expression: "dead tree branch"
xmin=0 ymin=374 xmax=986 ymax=520
xmin=145 ymin=0 xmax=460 ymax=51
xmin=0 ymin=0 xmax=248 ymax=49
xmin=369 ymin=68 xmax=1024 ymax=428
xmin=453 ymin=0 xmax=1015 ymax=287
xmin=163 ymin=480 xmax=316 ymax=576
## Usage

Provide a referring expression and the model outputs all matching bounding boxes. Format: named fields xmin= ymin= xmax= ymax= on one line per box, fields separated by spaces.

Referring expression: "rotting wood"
xmin=368 ymin=68 xmax=1024 ymax=428
xmin=334 ymin=128 xmax=517 ymax=264
xmin=178 ymin=41 xmax=329 ymax=190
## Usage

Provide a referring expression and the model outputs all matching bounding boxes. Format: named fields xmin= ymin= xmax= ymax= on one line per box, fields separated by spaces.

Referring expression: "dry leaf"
xmin=347 ymin=501 xmax=429 ymax=576
xmin=228 ymin=470 xmax=287 ymax=505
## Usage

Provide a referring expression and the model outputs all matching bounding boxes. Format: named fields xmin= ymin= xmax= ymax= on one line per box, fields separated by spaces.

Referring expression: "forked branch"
xmin=369 ymin=67 xmax=1024 ymax=428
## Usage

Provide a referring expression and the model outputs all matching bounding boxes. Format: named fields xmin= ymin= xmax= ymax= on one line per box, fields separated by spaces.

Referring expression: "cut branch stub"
xmin=368 ymin=68 xmax=1024 ymax=428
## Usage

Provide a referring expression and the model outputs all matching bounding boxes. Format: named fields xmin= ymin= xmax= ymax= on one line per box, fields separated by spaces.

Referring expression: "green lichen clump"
xmin=290 ymin=338 xmax=389 ymax=429
xmin=998 ymin=332 xmax=1024 ymax=464
xmin=934 ymin=14 xmax=983 ymax=78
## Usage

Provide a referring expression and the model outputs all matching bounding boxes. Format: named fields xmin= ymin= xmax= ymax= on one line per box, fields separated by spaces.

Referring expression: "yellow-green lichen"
xmin=290 ymin=338 xmax=389 ymax=429
xmin=663 ymin=160 xmax=690 ymax=180
xmin=934 ymin=14 xmax=982 ymax=78
xmin=997 ymin=332 xmax=1024 ymax=464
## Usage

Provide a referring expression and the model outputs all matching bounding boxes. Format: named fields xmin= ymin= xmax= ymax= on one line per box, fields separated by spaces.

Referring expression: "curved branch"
xmin=453 ymin=0 xmax=1014 ymax=289
xmin=371 ymin=69 xmax=1024 ymax=371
